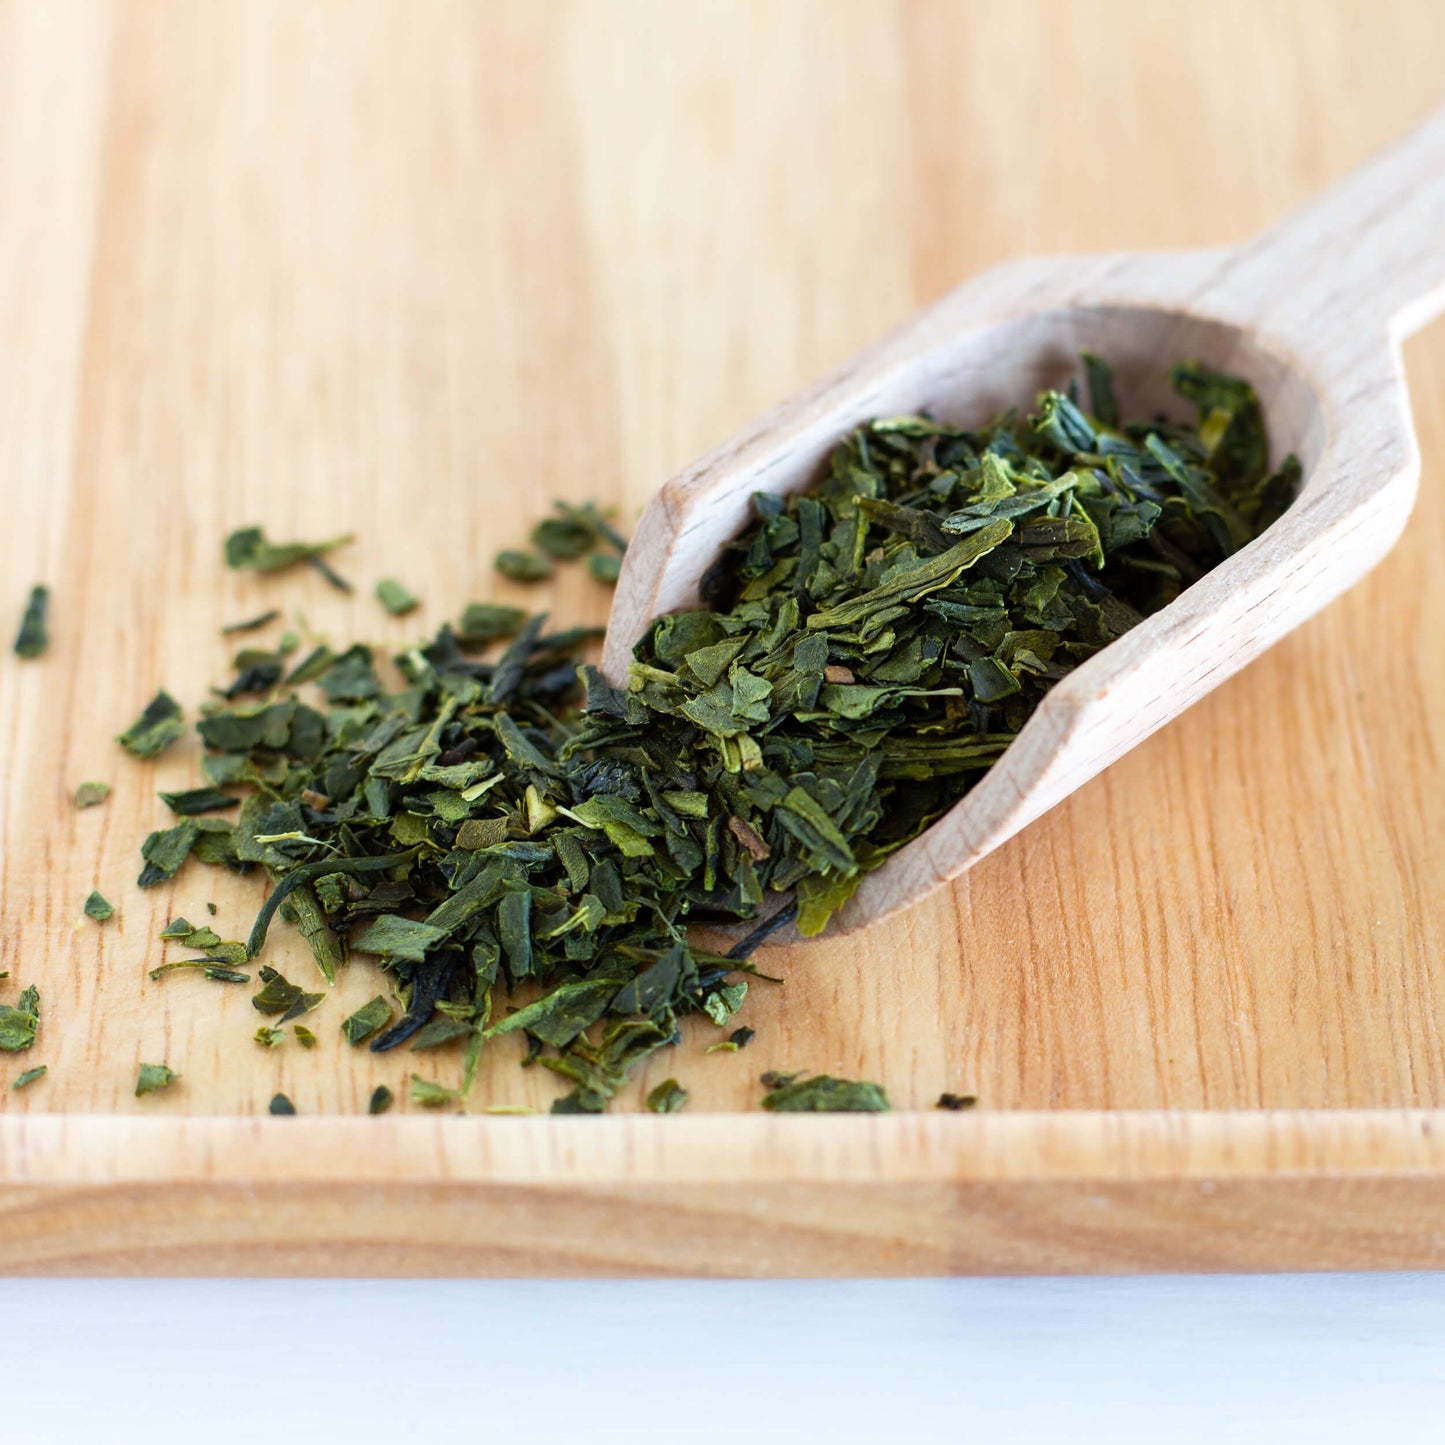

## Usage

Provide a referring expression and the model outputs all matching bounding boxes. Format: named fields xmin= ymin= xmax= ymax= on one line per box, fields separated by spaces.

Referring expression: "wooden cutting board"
xmin=3 ymin=0 xmax=1445 ymax=1275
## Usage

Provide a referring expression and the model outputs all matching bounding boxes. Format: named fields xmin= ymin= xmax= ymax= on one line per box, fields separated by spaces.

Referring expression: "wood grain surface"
xmin=0 ymin=0 xmax=1443 ymax=1274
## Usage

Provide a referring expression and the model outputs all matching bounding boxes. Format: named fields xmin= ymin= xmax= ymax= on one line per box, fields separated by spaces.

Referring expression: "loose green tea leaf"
xmin=368 ymin=1084 xmax=394 ymax=1114
xmin=409 ymin=1073 xmax=458 ymax=1108
xmin=137 ymin=820 xmax=201 ymax=887
xmin=135 ymin=1062 xmax=177 ymax=1097
xmin=224 ymin=526 xmax=354 ymax=578
xmin=759 ymin=1072 xmax=890 ymax=1112
xmin=937 ymin=1092 xmax=976 ymax=1110
xmin=74 ymin=780 xmax=111 ymax=809
xmin=117 ymin=691 xmax=185 ymax=760
xmin=254 ymin=1025 xmax=285 ymax=1048
xmin=587 ymin=553 xmax=621 ymax=585
xmin=375 ymin=578 xmax=420 ymax=616
xmin=455 ymin=603 xmax=527 ymax=647
xmin=11 ymin=1065 xmax=47 ymax=1090
xmin=0 ymin=986 xmax=39 ymax=1052
xmin=222 ymin=609 xmax=281 ymax=635
xmin=494 ymin=549 xmax=553 ymax=583
xmin=294 ymin=1024 xmax=318 ymax=1049
xmin=646 ymin=1078 xmax=688 ymax=1113
xmin=83 ymin=890 xmax=115 ymax=922
xmin=14 ymin=585 xmax=50 ymax=658
xmin=269 ymin=1092 xmax=296 ymax=1114
xmin=342 ymin=996 xmax=393 ymax=1046
xmin=158 ymin=786 xmax=238 ymax=816
xmin=251 ymin=966 xmax=323 ymax=1021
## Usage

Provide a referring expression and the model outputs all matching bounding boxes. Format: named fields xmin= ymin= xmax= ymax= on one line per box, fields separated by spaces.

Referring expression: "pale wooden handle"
xmin=1225 ymin=102 xmax=1445 ymax=345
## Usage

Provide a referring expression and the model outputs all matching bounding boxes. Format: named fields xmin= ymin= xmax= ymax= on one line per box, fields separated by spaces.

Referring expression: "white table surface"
xmin=7 ymin=1274 xmax=1442 ymax=1442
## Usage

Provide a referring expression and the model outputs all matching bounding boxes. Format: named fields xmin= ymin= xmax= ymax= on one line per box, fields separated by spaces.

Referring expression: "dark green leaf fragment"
xmin=222 ymin=609 xmax=281 ymax=635
xmin=11 ymin=1065 xmax=47 ymax=1090
xmin=759 ymin=1072 xmax=891 ymax=1112
xmin=342 ymin=995 xmax=393 ymax=1046
xmin=294 ymin=1024 xmax=318 ymax=1049
xmin=74 ymin=781 xmax=111 ymax=809
xmin=117 ymin=691 xmax=185 ymax=760
xmin=135 ymin=1063 xmax=177 ymax=1097
xmin=937 ymin=1092 xmax=976 ymax=1110
xmin=159 ymin=786 xmax=238 ymax=816
xmin=137 ymin=820 xmax=201 ymax=887
xmin=495 ymin=549 xmax=553 ymax=583
xmin=83 ymin=890 xmax=115 ymax=922
xmin=646 ymin=1078 xmax=688 ymax=1113
xmin=368 ymin=1084 xmax=394 ymax=1114
xmin=252 ymin=966 xmax=323 ymax=1021
xmin=455 ymin=603 xmax=527 ymax=647
xmin=14 ymin=585 xmax=50 ymax=658
xmin=588 ymin=553 xmax=621 ymax=584
xmin=375 ymin=578 xmax=420 ymax=616
xmin=269 ymin=1092 xmax=296 ymax=1114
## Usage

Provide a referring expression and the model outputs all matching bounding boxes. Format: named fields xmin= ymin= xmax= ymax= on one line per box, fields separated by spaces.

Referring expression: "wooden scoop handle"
xmin=1224 ymin=102 xmax=1445 ymax=348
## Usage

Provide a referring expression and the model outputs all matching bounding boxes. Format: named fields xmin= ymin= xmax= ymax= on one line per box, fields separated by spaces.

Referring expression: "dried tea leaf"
xmin=587 ymin=552 xmax=621 ymax=585
xmin=254 ymin=1026 xmax=285 ymax=1048
xmin=494 ymin=549 xmax=553 ymax=583
xmin=135 ymin=1062 xmax=177 ymax=1097
xmin=13 ymin=584 xmax=49 ymax=658
xmin=222 ymin=609 xmax=281 ymax=635
xmin=11 ymin=1065 xmax=47 ymax=1090
xmin=137 ymin=820 xmax=201 ymax=887
xmin=937 ymin=1092 xmax=977 ymax=1110
xmin=269 ymin=1092 xmax=296 ymax=1114
xmin=118 ymin=691 xmax=185 ymax=760
xmin=368 ymin=1084 xmax=394 ymax=1115
xmin=294 ymin=1024 xmax=318 ymax=1049
xmin=342 ymin=996 xmax=393 ymax=1046
xmin=409 ymin=1073 xmax=458 ymax=1108
xmin=455 ymin=603 xmax=527 ymax=647
xmin=73 ymin=781 xmax=111 ymax=809
xmin=83 ymin=890 xmax=115 ymax=922
xmin=224 ymin=526 xmax=353 ymax=577
xmin=759 ymin=1072 xmax=890 ymax=1112
xmin=0 ymin=986 xmax=39 ymax=1052
xmin=645 ymin=1078 xmax=688 ymax=1113
xmin=251 ymin=966 xmax=323 ymax=1020
xmin=159 ymin=786 xmax=238 ymax=816
xmin=375 ymin=578 xmax=420 ymax=616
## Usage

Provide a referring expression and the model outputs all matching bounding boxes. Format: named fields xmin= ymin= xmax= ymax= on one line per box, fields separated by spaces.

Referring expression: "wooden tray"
xmin=2 ymin=1 xmax=1444 ymax=1275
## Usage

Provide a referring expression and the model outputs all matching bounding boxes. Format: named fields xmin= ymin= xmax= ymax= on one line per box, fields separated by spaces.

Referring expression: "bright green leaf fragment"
xmin=341 ymin=996 xmax=393 ymax=1046
xmin=758 ymin=1072 xmax=890 ymax=1113
xmin=135 ymin=1062 xmax=177 ymax=1097
xmin=158 ymin=918 xmax=195 ymax=940
xmin=74 ymin=780 xmax=111 ymax=809
xmin=11 ymin=1065 xmax=47 ymax=1091
xmin=268 ymin=1092 xmax=296 ymax=1115
xmin=409 ymin=1073 xmax=458 ymax=1108
xmin=645 ymin=1078 xmax=688 ymax=1113
xmin=375 ymin=578 xmax=420 ymax=616
xmin=117 ymin=691 xmax=185 ymax=760
xmin=83 ymin=890 xmax=115 ymax=922
xmin=494 ymin=549 xmax=552 ymax=583
xmin=13 ymin=584 xmax=49 ymax=659
xmin=293 ymin=1024 xmax=318 ymax=1049
xmin=254 ymin=1026 xmax=285 ymax=1048
xmin=368 ymin=1084 xmax=394 ymax=1115
xmin=224 ymin=526 xmax=354 ymax=576
xmin=0 ymin=986 xmax=39 ymax=1052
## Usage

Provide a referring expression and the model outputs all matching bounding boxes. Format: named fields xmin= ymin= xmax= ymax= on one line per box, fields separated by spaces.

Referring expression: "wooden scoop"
xmin=602 ymin=104 xmax=1445 ymax=937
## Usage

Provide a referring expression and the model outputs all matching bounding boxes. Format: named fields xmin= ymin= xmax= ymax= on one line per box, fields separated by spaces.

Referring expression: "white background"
xmin=7 ymin=1274 xmax=1444 ymax=1441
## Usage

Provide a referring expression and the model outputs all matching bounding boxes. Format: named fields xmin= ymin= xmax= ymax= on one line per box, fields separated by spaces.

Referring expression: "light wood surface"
xmin=1 ymin=0 xmax=1444 ymax=1275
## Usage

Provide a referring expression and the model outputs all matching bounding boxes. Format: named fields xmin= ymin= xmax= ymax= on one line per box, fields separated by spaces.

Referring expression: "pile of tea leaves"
xmin=133 ymin=356 xmax=1294 ymax=1111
